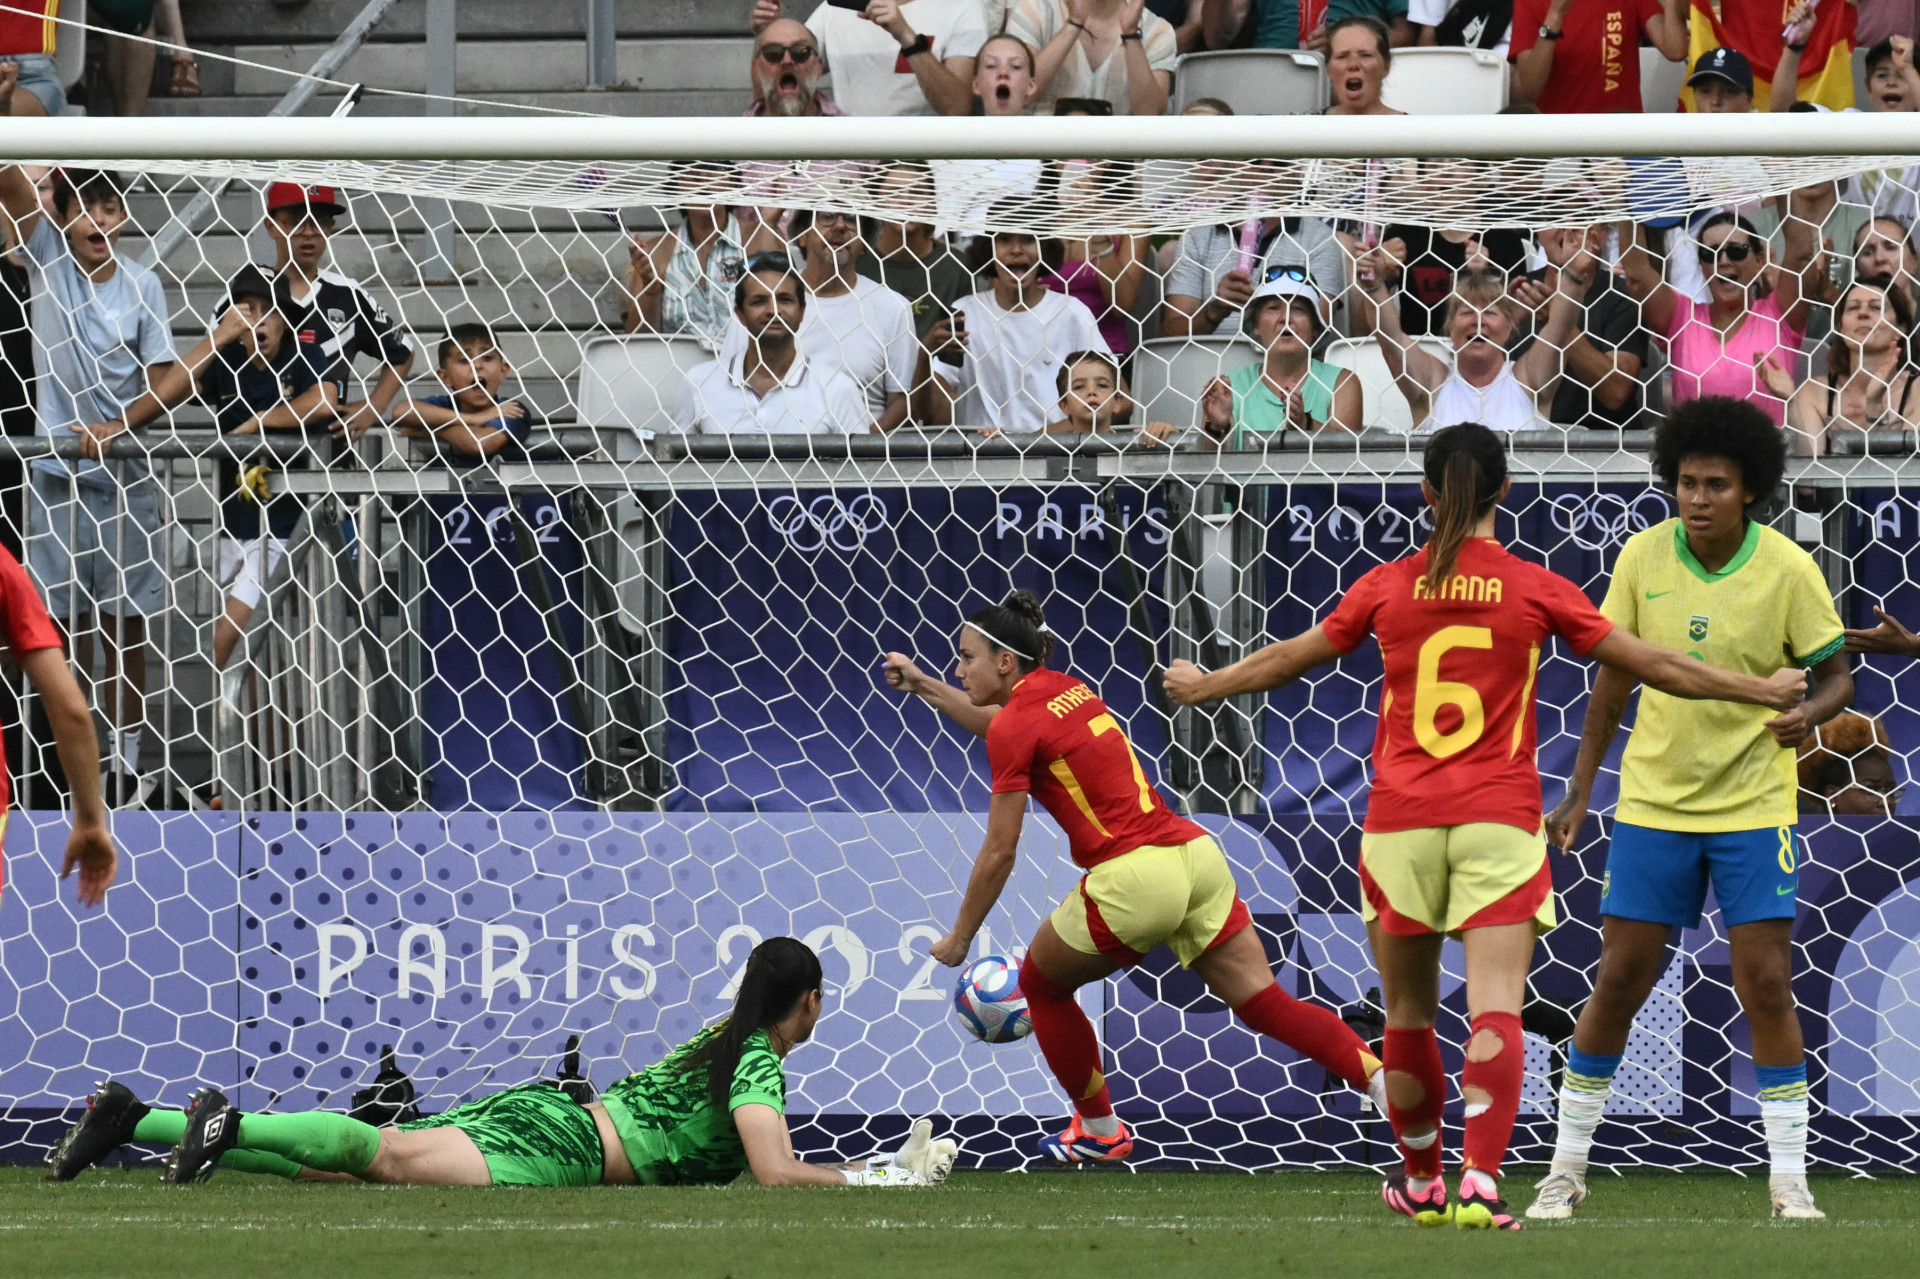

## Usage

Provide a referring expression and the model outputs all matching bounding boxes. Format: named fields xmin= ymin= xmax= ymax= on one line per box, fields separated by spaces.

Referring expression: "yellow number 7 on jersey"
xmin=1089 ymin=713 xmax=1155 ymax=813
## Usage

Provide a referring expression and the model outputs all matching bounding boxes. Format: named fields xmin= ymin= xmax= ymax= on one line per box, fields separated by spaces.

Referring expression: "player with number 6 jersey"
xmin=883 ymin=591 xmax=1387 ymax=1168
xmin=1166 ymin=423 xmax=1810 ymax=1230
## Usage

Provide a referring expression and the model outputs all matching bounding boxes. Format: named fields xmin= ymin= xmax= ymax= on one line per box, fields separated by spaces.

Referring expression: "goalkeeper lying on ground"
xmin=48 ymin=936 xmax=957 ymax=1189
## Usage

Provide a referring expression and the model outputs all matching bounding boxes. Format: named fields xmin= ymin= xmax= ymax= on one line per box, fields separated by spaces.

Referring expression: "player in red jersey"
xmin=882 ymin=591 xmax=1385 ymax=1167
xmin=0 ymin=543 xmax=116 ymax=906
xmin=1166 ymin=424 xmax=1807 ymax=1229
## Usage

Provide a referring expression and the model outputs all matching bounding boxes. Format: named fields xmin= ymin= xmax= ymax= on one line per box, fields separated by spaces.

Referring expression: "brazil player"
xmin=882 ymin=591 xmax=1388 ymax=1166
xmin=1166 ymin=423 xmax=1808 ymax=1229
xmin=48 ymin=937 xmax=957 ymax=1188
xmin=1534 ymin=397 xmax=1852 ymax=1223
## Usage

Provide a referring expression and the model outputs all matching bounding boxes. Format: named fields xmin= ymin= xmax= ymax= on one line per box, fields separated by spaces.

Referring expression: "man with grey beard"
xmin=745 ymin=19 xmax=842 ymax=117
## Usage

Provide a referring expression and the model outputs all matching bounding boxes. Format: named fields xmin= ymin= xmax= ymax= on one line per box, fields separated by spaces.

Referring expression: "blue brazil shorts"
xmin=1599 ymin=821 xmax=1801 ymax=929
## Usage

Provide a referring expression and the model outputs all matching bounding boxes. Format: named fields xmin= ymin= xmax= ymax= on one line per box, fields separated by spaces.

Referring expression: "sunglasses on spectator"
xmin=1265 ymin=265 xmax=1310 ymax=284
xmin=1698 ymin=241 xmax=1755 ymax=264
xmin=758 ymin=43 xmax=817 ymax=64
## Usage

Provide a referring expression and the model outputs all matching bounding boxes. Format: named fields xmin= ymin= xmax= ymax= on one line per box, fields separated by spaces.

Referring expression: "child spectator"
xmin=1200 ymin=273 xmax=1361 ymax=443
xmin=1045 ymin=348 xmax=1177 ymax=443
xmin=919 ymin=232 xmax=1110 ymax=431
xmin=395 ymin=325 xmax=532 ymax=463
xmin=1008 ymin=0 xmax=1177 ymax=116
xmin=752 ymin=0 xmax=985 ymax=117
xmin=0 ymin=165 xmax=176 ymax=807
xmin=1509 ymin=0 xmax=1689 ymax=114
xmin=1796 ymin=711 xmax=1901 ymax=816
xmin=244 ymin=184 xmax=416 ymax=440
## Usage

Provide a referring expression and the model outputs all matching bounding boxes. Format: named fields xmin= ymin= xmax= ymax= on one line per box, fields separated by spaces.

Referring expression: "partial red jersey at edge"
xmin=0 ymin=545 xmax=62 ymax=814
xmin=986 ymin=667 xmax=1205 ymax=870
xmin=1320 ymin=538 xmax=1614 ymax=835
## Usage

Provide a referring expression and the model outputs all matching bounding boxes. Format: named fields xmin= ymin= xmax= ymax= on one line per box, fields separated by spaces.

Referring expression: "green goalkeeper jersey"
xmin=599 ymin=1025 xmax=787 ymax=1185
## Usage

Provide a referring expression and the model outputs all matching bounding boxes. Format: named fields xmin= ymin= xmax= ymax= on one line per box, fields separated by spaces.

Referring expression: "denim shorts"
xmin=2 ymin=52 xmax=66 ymax=117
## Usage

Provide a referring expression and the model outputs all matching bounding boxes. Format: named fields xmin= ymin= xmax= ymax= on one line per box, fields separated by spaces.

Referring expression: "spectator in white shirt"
xmin=918 ymin=233 xmax=1111 ymax=431
xmin=752 ymin=0 xmax=986 ymax=117
xmin=1008 ymin=0 xmax=1177 ymax=117
xmin=676 ymin=256 xmax=873 ymax=435
xmin=719 ymin=209 xmax=917 ymax=431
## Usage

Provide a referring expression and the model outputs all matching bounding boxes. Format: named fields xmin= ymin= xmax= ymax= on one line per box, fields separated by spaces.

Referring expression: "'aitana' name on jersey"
xmin=1412 ymin=573 xmax=1504 ymax=602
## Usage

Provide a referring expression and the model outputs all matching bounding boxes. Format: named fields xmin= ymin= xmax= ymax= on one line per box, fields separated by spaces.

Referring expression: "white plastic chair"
xmin=575 ymin=335 xmax=712 ymax=437
xmin=1323 ymin=335 xmax=1455 ymax=432
xmin=1128 ymin=336 xmax=1262 ymax=430
xmin=1641 ymin=46 xmax=1686 ymax=115
xmin=1173 ymin=50 xmax=1328 ymax=115
xmin=53 ymin=0 xmax=85 ymax=101
xmin=1380 ymin=47 xmax=1508 ymax=114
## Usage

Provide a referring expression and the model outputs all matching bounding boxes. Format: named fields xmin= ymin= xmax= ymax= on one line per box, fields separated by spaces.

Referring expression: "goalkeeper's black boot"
xmin=163 ymin=1088 xmax=240 ymax=1184
xmin=46 ymin=1080 xmax=151 ymax=1180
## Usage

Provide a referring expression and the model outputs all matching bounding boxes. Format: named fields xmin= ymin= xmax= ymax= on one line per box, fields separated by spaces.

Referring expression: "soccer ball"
xmin=953 ymin=954 xmax=1031 ymax=1044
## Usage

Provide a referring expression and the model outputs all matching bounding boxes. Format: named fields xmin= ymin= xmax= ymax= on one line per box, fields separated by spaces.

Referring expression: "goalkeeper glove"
xmin=840 ymin=1164 xmax=928 ymax=1186
xmin=863 ymin=1117 xmax=959 ymax=1186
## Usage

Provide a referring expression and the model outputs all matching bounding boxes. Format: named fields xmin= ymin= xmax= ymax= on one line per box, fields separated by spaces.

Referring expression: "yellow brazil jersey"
xmin=1602 ymin=518 xmax=1844 ymax=833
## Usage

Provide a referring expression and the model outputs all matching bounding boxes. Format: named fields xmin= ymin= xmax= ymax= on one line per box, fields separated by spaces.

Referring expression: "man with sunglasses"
xmin=1160 ymin=213 xmax=1346 ymax=338
xmin=747 ymin=20 xmax=843 ymax=117
xmin=752 ymin=0 xmax=984 ymax=118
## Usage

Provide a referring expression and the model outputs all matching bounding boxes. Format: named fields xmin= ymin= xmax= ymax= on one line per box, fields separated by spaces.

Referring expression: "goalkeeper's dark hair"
xmin=1652 ymin=396 xmax=1786 ymax=509
xmin=679 ymin=936 xmax=822 ymax=1112
xmin=1422 ymin=423 xmax=1507 ymax=592
xmin=967 ymin=590 xmax=1053 ymax=672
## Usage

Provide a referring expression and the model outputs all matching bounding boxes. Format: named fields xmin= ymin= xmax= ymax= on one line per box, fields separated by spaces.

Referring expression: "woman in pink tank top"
xmin=1620 ymin=199 xmax=1822 ymax=426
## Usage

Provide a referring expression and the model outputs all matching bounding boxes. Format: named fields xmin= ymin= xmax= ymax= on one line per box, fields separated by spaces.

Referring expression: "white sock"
xmin=1408 ymin=1174 xmax=1439 ymax=1194
xmin=1549 ymin=1082 xmax=1609 ymax=1177
xmin=1081 ymin=1114 xmax=1120 ymax=1139
xmin=115 ymin=729 xmax=142 ymax=775
xmin=1461 ymin=1167 xmax=1499 ymax=1197
xmin=1761 ymin=1099 xmax=1810 ymax=1177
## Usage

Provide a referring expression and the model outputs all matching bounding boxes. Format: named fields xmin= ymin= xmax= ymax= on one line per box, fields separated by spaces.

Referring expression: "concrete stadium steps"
xmin=144 ymin=87 xmax=751 ymax=118
xmin=183 ymin=0 xmax=742 ymax=44
xmin=223 ymin=37 xmax=749 ymax=97
xmin=134 ymin=227 xmax=633 ymax=293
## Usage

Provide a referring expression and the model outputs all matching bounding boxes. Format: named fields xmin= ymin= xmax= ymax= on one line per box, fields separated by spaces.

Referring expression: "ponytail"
xmin=679 ymin=936 xmax=822 ymax=1112
xmin=1421 ymin=423 xmax=1507 ymax=591
xmin=966 ymin=589 xmax=1055 ymax=672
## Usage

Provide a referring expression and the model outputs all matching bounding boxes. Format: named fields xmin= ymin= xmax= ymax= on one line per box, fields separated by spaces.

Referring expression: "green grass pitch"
xmin=6 ymin=1166 xmax=1916 ymax=1279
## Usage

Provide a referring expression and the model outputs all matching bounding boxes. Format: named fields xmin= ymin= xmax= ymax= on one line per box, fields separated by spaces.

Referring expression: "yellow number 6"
xmin=1412 ymin=626 xmax=1492 ymax=759
xmin=1089 ymin=713 xmax=1155 ymax=813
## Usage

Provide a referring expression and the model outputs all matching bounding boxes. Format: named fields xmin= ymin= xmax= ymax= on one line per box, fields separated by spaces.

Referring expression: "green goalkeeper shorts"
xmin=398 ymin=1084 xmax=604 ymax=1187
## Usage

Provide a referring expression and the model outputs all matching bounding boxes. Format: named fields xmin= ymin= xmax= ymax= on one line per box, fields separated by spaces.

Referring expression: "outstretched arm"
xmin=882 ymin=651 xmax=997 ymax=738
xmin=1587 ymin=628 xmax=1808 ymax=709
xmin=1164 ymin=625 xmax=1342 ymax=706
xmin=20 ymin=646 xmax=115 ymax=907
xmin=930 ymin=790 xmax=1024 ymax=967
xmin=737 ymin=1105 xmax=874 ymax=1186
xmin=1845 ymin=606 xmax=1920 ymax=658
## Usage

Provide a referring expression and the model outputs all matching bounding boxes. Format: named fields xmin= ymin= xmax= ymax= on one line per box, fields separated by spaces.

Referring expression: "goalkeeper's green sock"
xmin=132 ymin=1109 xmax=306 ymax=1179
xmin=234 ymin=1112 xmax=383 ymax=1177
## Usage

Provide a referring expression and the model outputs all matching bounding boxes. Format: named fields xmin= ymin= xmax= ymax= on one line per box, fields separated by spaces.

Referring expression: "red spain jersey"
xmin=1320 ymin=538 xmax=1614 ymax=835
xmin=0 ymin=544 xmax=61 ymax=814
xmin=0 ymin=2 xmax=60 ymax=56
xmin=987 ymin=667 xmax=1205 ymax=870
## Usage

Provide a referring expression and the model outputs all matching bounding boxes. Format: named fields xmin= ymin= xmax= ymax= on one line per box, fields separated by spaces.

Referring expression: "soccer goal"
xmin=1 ymin=112 xmax=1917 ymax=1173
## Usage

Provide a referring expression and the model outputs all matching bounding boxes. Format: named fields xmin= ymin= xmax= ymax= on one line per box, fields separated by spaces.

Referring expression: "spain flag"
xmin=1679 ymin=0 xmax=1856 ymax=111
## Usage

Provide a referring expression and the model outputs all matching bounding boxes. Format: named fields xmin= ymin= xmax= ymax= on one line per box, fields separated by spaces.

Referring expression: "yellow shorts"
xmin=1050 ymin=835 xmax=1252 ymax=968
xmin=1358 ymin=822 xmax=1556 ymax=939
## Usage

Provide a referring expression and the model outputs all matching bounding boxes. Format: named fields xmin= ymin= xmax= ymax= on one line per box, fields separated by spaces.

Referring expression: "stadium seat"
xmin=1129 ymin=335 xmax=1261 ymax=429
xmin=1380 ymin=47 xmax=1507 ymax=114
xmin=1642 ymin=46 xmax=1686 ymax=114
xmin=1172 ymin=50 xmax=1328 ymax=115
xmin=1322 ymin=335 xmax=1454 ymax=431
xmin=54 ymin=0 xmax=85 ymax=109
xmin=576 ymin=334 xmax=711 ymax=437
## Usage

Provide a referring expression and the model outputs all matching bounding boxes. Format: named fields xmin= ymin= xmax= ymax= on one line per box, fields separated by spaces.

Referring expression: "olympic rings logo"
xmin=765 ymin=494 xmax=891 ymax=553
xmin=1549 ymin=492 xmax=1672 ymax=551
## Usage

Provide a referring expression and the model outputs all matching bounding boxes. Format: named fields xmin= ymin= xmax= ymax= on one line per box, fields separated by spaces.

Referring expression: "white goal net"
xmin=1 ymin=117 xmax=1918 ymax=1173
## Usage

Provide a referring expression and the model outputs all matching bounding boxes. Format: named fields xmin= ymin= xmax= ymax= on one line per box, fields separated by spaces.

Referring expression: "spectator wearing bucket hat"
xmin=1200 ymin=269 xmax=1361 ymax=444
xmin=218 ymin=182 xmax=416 ymax=442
